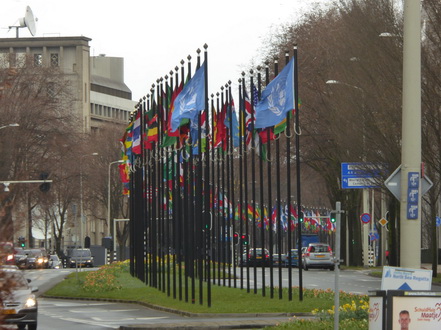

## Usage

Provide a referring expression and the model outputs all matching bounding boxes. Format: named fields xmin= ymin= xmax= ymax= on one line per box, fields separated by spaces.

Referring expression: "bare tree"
xmin=0 ymin=53 xmax=79 ymax=246
xmin=256 ymin=0 xmax=403 ymax=265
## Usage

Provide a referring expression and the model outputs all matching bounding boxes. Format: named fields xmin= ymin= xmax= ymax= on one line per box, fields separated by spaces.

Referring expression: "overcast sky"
xmin=1 ymin=0 xmax=333 ymax=102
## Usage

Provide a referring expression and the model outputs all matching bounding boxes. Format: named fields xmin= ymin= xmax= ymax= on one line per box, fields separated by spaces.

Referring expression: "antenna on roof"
xmin=9 ymin=6 xmax=37 ymax=38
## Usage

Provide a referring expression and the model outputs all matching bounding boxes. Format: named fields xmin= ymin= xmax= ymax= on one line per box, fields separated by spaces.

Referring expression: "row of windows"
xmin=0 ymin=52 xmax=59 ymax=68
xmin=91 ymin=103 xmax=130 ymax=121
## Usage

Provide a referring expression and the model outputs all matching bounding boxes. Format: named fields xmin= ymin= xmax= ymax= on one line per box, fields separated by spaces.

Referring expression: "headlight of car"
xmin=25 ymin=295 xmax=37 ymax=308
xmin=37 ymin=258 xmax=43 ymax=264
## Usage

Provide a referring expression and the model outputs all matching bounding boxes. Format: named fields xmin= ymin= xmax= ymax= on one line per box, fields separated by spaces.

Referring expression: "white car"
xmin=49 ymin=254 xmax=62 ymax=269
xmin=303 ymin=243 xmax=335 ymax=271
xmin=0 ymin=266 xmax=38 ymax=329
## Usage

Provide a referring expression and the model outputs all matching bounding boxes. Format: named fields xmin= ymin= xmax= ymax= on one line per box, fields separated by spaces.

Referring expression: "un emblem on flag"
xmin=267 ymin=82 xmax=285 ymax=115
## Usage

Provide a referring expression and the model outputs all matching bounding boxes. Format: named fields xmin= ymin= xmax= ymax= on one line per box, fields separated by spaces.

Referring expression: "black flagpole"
xmin=203 ymin=44 xmax=211 ymax=307
xmin=238 ymin=77 xmax=244 ymax=290
xmin=274 ymin=58 xmax=283 ymax=300
xmin=241 ymin=73 xmax=250 ymax=293
xmin=257 ymin=66 xmax=266 ymax=297
xmin=249 ymin=71 xmax=258 ymax=295
xmin=293 ymin=45 xmax=303 ymax=302
xmin=285 ymin=50 xmax=293 ymax=301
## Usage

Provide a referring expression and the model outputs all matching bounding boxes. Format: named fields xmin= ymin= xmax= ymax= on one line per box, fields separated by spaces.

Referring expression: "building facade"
xmin=0 ymin=36 xmax=135 ymax=251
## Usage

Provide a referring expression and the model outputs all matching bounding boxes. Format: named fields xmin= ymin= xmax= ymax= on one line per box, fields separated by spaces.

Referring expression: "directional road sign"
xmin=384 ymin=165 xmax=433 ymax=200
xmin=341 ymin=162 xmax=383 ymax=189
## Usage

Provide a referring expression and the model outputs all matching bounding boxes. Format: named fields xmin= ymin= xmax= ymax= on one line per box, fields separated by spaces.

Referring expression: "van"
xmin=69 ymin=248 xmax=94 ymax=268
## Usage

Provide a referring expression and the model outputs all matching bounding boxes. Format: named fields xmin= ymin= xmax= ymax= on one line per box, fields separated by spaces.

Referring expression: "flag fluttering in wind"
xmin=131 ymin=111 xmax=142 ymax=154
xmin=255 ymin=57 xmax=295 ymax=129
xmin=171 ymin=63 xmax=206 ymax=131
xmin=224 ymin=99 xmax=239 ymax=148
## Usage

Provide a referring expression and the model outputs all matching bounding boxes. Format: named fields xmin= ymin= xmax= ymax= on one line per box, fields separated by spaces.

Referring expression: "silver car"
xmin=49 ymin=254 xmax=62 ymax=269
xmin=303 ymin=243 xmax=335 ymax=271
xmin=0 ymin=266 xmax=38 ymax=329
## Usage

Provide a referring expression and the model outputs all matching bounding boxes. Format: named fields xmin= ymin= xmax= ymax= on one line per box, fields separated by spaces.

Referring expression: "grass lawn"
xmin=44 ymin=262 xmax=371 ymax=328
xmin=45 ymin=269 xmax=361 ymax=314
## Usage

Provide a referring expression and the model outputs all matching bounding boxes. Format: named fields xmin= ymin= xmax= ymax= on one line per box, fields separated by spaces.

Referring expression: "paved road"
xmin=229 ymin=266 xmax=382 ymax=295
xmin=22 ymin=266 xmax=440 ymax=329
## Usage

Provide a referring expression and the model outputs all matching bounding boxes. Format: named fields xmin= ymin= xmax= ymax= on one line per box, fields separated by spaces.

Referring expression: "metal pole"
xmin=108 ymin=160 xmax=124 ymax=260
xmin=334 ymin=201 xmax=342 ymax=330
xmin=363 ymin=189 xmax=369 ymax=266
xmin=400 ymin=0 xmax=422 ymax=269
xmin=80 ymin=153 xmax=98 ymax=249
xmin=80 ymin=164 xmax=84 ymax=249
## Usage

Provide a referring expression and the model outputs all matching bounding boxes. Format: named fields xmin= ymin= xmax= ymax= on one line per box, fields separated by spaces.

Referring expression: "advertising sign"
xmin=369 ymin=296 xmax=384 ymax=330
xmin=391 ymin=294 xmax=441 ymax=330
xmin=381 ymin=266 xmax=432 ymax=291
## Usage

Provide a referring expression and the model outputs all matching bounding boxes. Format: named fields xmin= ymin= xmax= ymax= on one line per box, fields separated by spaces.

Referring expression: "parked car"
xmin=283 ymin=249 xmax=299 ymax=267
xmin=49 ymin=254 xmax=62 ymax=269
xmin=0 ymin=266 xmax=38 ymax=329
xmin=302 ymin=243 xmax=335 ymax=271
xmin=69 ymin=248 xmax=94 ymax=268
xmin=242 ymin=248 xmax=270 ymax=267
xmin=13 ymin=247 xmax=29 ymax=269
xmin=272 ymin=253 xmax=285 ymax=267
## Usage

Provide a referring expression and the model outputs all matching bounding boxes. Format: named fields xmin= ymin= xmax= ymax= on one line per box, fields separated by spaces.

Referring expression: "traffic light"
xmin=39 ymin=172 xmax=51 ymax=192
xmin=18 ymin=236 xmax=25 ymax=247
xmin=330 ymin=211 xmax=337 ymax=223
xmin=240 ymin=234 xmax=249 ymax=245
xmin=299 ymin=211 xmax=304 ymax=223
xmin=233 ymin=232 xmax=239 ymax=245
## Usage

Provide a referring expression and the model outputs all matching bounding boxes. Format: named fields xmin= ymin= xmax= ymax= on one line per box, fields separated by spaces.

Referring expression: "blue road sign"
xmin=341 ymin=163 xmax=382 ymax=189
xmin=408 ymin=172 xmax=419 ymax=188
xmin=407 ymin=204 xmax=418 ymax=219
xmin=361 ymin=213 xmax=371 ymax=224
xmin=408 ymin=188 xmax=419 ymax=204
xmin=436 ymin=216 xmax=441 ymax=227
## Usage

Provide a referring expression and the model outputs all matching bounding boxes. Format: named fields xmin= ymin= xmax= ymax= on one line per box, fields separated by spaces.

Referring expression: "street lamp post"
xmin=108 ymin=160 xmax=124 ymax=260
xmin=80 ymin=152 xmax=98 ymax=248
xmin=326 ymin=80 xmax=371 ymax=267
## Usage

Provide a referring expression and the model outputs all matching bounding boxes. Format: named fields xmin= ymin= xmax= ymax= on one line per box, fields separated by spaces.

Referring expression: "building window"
xmin=34 ymin=54 xmax=43 ymax=67
xmin=50 ymin=53 xmax=59 ymax=67
xmin=15 ymin=53 xmax=26 ymax=68
xmin=0 ymin=53 xmax=9 ymax=68
xmin=47 ymin=82 xmax=56 ymax=98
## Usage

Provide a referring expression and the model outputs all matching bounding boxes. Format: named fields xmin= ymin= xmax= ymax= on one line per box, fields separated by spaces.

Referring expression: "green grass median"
xmin=44 ymin=261 xmax=369 ymax=328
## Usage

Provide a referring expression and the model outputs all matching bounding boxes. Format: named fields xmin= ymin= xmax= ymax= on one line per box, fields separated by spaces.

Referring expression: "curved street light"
xmin=0 ymin=123 xmax=19 ymax=130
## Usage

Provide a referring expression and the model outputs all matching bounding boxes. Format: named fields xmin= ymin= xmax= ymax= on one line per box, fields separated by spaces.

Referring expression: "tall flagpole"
xmin=285 ymin=50 xmax=293 ymax=301
xmin=294 ymin=45 xmax=303 ymax=301
xmin=203 ymin=44 xmax=211 ymax=307
xmin=241 ymin=74 xmax=251 ymax=293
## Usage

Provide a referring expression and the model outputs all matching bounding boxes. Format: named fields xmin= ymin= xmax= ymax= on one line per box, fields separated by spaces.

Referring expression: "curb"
xmin=41 ymin=295 xmax=313 ymax=318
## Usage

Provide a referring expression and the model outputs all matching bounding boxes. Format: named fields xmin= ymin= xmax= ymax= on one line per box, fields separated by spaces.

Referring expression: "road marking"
xmin=91 ymin=316 xmax=168 ymax=321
